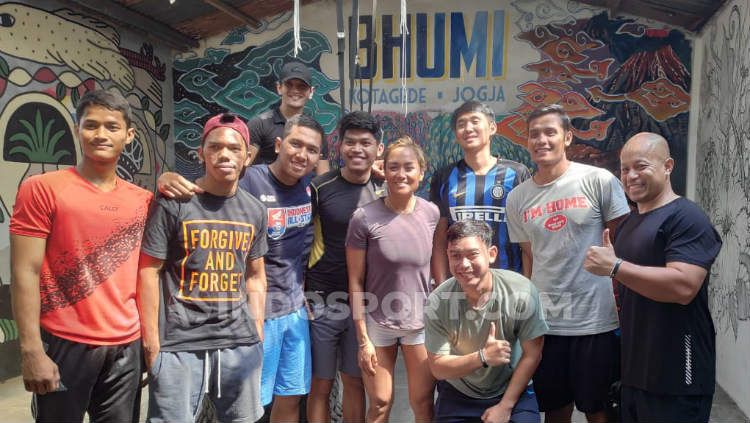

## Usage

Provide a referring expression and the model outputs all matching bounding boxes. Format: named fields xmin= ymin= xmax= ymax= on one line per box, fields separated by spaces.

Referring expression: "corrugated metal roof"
xmin=65 ymin=0 xmax=729 ymax=51
xmin=575 ymin=0 xmax=729 ymax=32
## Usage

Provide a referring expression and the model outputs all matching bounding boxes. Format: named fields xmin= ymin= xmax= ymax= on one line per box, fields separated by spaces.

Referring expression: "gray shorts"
xmin=309 ymin=301 xmax=361 ymax=379
xmin=366 ymin=316 xmax=425 ymax=347
xmin=147 ymin=343 xmax=263 ymax=423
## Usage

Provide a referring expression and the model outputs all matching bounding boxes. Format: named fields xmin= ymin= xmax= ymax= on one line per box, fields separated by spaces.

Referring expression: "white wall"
xmin=694 ymin=0 xmax=750 ymax=414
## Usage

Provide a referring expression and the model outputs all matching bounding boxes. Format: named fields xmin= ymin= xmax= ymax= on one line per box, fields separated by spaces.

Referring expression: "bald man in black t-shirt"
xmin=584 ymin=133 xmax=722 ymax=422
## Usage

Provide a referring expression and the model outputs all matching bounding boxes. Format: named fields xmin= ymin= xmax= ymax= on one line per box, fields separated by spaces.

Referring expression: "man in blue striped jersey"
xmin=430 ymin=101 xmax=531 ymax=283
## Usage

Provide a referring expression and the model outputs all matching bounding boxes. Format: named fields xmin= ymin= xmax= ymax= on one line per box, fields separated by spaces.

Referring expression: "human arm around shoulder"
xmin=345 ymin=208 xmax=377 ymax=376
xmin=156 ymin=172 xmax=204 ymax=199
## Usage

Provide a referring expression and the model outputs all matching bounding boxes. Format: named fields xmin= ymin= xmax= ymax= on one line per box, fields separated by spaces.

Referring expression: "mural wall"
xmin=0 ymin=1 xmax=173 ymax=380
xmin=175 ymin=0 xmax=692 ymax=198
xmin=696 ymin=0 xmax=750 ymax=413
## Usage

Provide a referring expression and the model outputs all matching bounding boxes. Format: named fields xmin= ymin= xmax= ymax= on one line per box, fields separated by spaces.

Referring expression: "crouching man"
xmin=425 ymin=220 xmax=548 ymax=423
xmin=138 ymin=113 xmax=268 ymax=422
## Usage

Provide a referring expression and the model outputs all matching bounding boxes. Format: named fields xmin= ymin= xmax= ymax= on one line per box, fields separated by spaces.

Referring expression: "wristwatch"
xmin=478 ymin=348 xmax=489 ymax=368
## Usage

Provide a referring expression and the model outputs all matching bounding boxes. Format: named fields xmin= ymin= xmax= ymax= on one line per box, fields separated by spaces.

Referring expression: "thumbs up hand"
xmin=583 ymin=229 xmax=619 ymax=276
xmin=481 ymin=322 xmax=511 ymax=367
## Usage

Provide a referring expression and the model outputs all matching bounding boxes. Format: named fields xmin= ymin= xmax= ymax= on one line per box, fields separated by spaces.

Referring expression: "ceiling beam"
xmin=202 ymin=0 xmax=262 ymax=28
xmin=61 ymin=0 xmax=199 ymax=50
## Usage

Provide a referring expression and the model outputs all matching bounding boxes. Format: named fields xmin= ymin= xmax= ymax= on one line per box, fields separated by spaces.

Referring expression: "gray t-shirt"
xmin=424 ymin=269 xmax=548 ymax=399
xmin=141 ymin=191 xmax=268 ymax=351
xmin=506 ymin=162 xmax=629 ymax=336
xmin=346 ymin=197 xmax=439 ymax=330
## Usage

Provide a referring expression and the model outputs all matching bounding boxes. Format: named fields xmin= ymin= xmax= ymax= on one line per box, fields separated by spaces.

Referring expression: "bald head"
xmin=619 ymin=132 xmax=675 ymax=211
xmin=622 ymin=132 xmax=670 ymax=162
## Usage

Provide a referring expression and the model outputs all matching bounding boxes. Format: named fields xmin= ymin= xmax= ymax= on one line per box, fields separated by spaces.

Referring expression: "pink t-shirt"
xmin=346 ymin=197 xmax=439 ymax=330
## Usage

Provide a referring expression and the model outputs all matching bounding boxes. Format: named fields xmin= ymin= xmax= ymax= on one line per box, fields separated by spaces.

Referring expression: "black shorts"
xmin=33 ymin=330 xmax=142 ymax=423
xmin=621 ymin=385 xmax=712 ymax=423
xmin=532 ymin=330 xmax=619 ymax=413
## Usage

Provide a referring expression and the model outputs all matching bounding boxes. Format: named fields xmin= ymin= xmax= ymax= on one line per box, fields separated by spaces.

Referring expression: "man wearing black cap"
xmin=249 ymin=60 xmax=329 ymax=174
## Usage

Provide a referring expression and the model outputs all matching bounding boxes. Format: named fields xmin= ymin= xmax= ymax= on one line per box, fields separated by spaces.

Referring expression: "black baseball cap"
xmin=279 ymin=61 xmax=312 ymax=86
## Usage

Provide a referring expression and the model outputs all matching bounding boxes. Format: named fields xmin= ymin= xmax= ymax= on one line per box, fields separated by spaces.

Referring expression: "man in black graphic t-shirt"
xmin=585 ymin=133 xmax=722 ymax=423
xmin=139 ymin=113 xmax=268 ymax=422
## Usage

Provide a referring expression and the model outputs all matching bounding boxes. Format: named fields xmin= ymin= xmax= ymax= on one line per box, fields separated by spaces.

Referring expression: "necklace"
xmin=384 ymin=196 xmax=416 ymax=214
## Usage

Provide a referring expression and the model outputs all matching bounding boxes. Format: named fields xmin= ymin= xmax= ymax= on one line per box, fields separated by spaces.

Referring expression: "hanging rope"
xmin=399 ymin=0 xmax=409 ymax=116
xmin=355 ymin=0 xmax=363 ymax=111
xmin=368 ymin=0 xmax=377 ymax=113
xmin=336 ymin=0 xmax=346 ymax=117
xmin=293 ymin=0 xmax=302 ymax=57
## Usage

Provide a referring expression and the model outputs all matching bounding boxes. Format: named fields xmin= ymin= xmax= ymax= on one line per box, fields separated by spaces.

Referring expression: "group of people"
xmin=9 ymin=59 xmax=722 ymax=423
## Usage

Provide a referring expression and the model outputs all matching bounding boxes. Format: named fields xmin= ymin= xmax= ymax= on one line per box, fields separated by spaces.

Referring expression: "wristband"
xmin=478 ymin=348 xmax=489 ymax=368
xmin=610 ymin=258 xmax=623 ymax=278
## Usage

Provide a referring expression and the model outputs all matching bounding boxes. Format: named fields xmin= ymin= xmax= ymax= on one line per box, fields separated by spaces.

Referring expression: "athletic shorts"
xmin=309 ymin=301 xmax=361 ymax=379
xmin=261 ymin=307 xmax=312 ymax=405
xmin=621 ymin=385 xmax=712 ymax=423
xmin=147 ymin=344 xmax=264 ymax=423
xmin=532 ymin=330 xmax=619 ymax=413
xmin=434 ymin=380 xmax=540 ymax=423
xmin=32 ymin=330 xmax=142 ymax=423
xmin=366 ymin=316 xmax=424 ymax=347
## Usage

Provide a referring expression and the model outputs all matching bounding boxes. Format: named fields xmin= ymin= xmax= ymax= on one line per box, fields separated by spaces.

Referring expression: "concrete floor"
xmin=0 ymin=353 xmax=747 ymax=422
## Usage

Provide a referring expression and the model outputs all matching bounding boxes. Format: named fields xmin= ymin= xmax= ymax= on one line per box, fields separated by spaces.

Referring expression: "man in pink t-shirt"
xmin=10 ymin=90 xmax=152 ymax=422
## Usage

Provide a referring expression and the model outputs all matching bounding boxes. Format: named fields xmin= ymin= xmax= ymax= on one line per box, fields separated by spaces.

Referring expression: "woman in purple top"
xmin=346 ymin=136 xmax=439 ymax=423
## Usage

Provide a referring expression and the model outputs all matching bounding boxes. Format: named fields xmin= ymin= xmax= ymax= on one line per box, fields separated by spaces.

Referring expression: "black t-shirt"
xmin=306 ymin=170 xmax=384 ymax=297
xmin=141 ymin=191 xmax=268 ymax=352
xmin=614 ymin=197 xmax=721 ymax=395
xmin=248 ymin=105 xmax=285 ymax=165
xmin=248 ymin=104 xmax=329 ymax=165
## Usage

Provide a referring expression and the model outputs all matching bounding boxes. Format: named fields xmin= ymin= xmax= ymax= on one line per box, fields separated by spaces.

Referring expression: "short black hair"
xmin=451 ymin=100 xmax=495 ymax=131
xmin=283 ymin=114 xmax=325 ymax=146
xmin=446 ymin=220 xmax=493 ymax=247
xmin=526 ymin=104 xmax=571 ymax=131
xmin=338 ymin=111 xmax=381 ymax=141
xmin=76 ymin=89 xmax=133 ymax=128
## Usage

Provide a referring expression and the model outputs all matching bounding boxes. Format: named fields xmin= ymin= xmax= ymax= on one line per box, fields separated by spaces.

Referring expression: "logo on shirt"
xmin=544 ymin=214 xmax=567 ymax=231
xmin=267 ymin=204 xmax=312 ymax=239
xmin=491 ymin=185 xmax=505 ymax=200
xmin=450 ymin=206 xmax=506 ymax=223
xmin=521 ymin=196 xmax=589 ymax=223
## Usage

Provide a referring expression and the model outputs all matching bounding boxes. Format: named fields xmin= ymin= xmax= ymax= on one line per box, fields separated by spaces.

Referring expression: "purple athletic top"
xmin=346 ymin=197 xmax=439 ymax=330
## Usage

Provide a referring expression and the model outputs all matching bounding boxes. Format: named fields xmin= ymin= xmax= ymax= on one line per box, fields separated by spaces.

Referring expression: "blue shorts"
xmin=434 ymin=380 xmax=540 ymax=423
xmin=261 ymin=307 xmax=312 ymax=405
xmin=147 ymin=343 xmax=263 ymax=423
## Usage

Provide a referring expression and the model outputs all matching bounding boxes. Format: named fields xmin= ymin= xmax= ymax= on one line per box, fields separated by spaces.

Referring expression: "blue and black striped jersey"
xmin=429 ymin=158 xmax=531 ymax=272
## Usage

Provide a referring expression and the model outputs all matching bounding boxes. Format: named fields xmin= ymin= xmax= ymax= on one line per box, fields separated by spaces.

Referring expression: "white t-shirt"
xmin=506 ymin=162 xmax=630 ymax=336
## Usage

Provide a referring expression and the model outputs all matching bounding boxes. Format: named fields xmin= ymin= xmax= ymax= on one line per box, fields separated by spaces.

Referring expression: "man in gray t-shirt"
xmin=425 ymin=220 xmax=547 ymax=422
xmin=506 ymin=105 xmax=629 ymax=422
